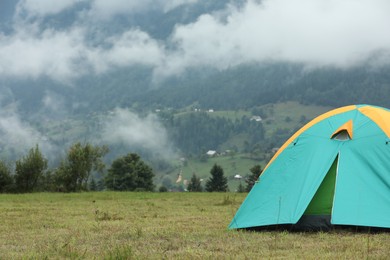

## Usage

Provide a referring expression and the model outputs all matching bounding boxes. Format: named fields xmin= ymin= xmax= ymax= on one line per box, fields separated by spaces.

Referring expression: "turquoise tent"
xmin=229 ymin=105 xmax=390 ymax=231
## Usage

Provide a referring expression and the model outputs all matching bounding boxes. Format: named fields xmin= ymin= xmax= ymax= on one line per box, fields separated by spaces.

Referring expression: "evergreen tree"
xmin=237 ymin=182 xmax=245 ymax=193
xmin=205 ymin=164 xmax=228 ymax=192
xmin=187 ymin=173 xmax=203 ymax=192
xmin=245 ymin=164 xmax=263 ymax=192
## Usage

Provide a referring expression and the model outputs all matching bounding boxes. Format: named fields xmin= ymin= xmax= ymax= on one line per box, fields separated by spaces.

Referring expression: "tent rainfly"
xmin=229 ymin=104 xmax=390 ymax=231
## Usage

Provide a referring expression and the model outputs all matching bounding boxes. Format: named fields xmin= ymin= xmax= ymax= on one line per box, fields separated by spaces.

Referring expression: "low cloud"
xmin=88 ymin=0 xmax=198 ymax=19
xmin=0 ymin=26 xmax=87 ymax=82
xmin=16 ymin=0 xmax=85 ymax=17
xmin=0 ymin=108 xmax=55 ymax=158
xmin=100 ymin=109 xmax=175 ymax=159
xmin=162 ymin=0 xmax=198 ymax=12
xmin=42 ymin=90 xmax=68 ymax=119
xmin=2 ymin=0 xmax=390 ymax=82
xmin=160 ymin=0 xmax=390 ymax=76
xmin=87 ymin=29 xmax=164 ymax=74
xmin=0 ymin=26 xmax=163 ymax=82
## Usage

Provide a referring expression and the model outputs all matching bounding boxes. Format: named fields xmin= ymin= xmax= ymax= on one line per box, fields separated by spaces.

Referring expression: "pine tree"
xmin=187 ymin=173 xmax=203 ymax=192
xmin=205 ymin=164 xmax=228 ymax=192
xmin=245 ymin=164 xmax=262 ymax=192
xmin=237 ymin=182 xmax=245 ymax=193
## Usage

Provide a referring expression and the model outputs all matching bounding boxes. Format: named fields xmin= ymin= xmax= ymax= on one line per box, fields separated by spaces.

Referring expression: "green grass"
xmin=0 ymin=192 xmax=389 ymax=259
xmin=260 ymin=101 xmax=333 ymax=138
xmin=207 ymin=109 xmax=251 ymax=121
xmin=174 ymin=109 xmax=251 ymax=121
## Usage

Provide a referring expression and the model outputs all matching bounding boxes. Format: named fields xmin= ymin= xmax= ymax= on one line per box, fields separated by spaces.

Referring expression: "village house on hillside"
xmin=250 ymin=115 xmax=262 ymax=122
xmin=206 ymin=150 xmax=217 ymax=157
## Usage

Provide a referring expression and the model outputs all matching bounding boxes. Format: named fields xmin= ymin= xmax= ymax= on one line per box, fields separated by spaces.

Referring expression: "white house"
xmin=250 ymin=116 xmax=262 ymax=122
xmin=206 ymin=150 xmax=217 ymax=156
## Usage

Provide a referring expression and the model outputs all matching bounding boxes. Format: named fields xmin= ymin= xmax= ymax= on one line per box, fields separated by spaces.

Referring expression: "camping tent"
xmin=229 ymin=104 xmax=390 ymax=231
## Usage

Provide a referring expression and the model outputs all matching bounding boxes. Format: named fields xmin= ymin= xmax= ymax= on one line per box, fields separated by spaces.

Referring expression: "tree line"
xmin=175 ymin=163 xmax=263 ymax=193
xmin=0 ymin=143 xmax=155 ymax=193
xmin=0 ymin=142 xmax=263 ymax=194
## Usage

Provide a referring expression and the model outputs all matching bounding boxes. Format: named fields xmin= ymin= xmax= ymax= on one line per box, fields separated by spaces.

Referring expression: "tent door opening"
xmin=304 ymin=155 xmax=338 ymax=216
xmin=292 ymin=155 xmax=339 ymax=231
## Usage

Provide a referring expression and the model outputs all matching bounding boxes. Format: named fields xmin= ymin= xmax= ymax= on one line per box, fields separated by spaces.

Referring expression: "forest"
xmin=160 ymin=111 xmax=265 ymax=155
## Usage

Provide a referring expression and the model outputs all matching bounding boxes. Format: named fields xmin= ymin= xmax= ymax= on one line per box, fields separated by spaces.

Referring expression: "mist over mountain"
xmin=1 ymin=0 xmax=390 ymax=163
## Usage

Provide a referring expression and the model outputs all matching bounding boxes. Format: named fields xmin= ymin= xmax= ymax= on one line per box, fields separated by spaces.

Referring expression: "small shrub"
xmin=159 ymin=186 xmax=168 ymax=192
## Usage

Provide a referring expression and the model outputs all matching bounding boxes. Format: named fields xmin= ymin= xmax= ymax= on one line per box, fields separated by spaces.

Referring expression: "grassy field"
xmin=0 ymin=192 xmax=389 ymax=259
xmin=259 ymin=101 xmax=333 ymax=138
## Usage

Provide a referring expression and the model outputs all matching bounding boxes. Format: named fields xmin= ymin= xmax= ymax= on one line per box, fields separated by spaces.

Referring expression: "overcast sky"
xmin=1 ymin=0 xmax=389 ymax=82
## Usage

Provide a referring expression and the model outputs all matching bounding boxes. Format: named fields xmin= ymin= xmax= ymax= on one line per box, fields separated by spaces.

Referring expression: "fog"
xmin=1 ymin=0 xmax=388 ymax=82
xmin=100 ymin=108 xmax=176 ymax=160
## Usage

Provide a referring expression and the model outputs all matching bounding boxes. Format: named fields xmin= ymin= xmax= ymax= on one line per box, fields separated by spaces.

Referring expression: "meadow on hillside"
xmin=0 ymin=192 xmax=389 ymax=259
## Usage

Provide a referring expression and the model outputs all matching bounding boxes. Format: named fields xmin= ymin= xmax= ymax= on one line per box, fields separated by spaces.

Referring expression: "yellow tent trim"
xmin=358 ymin=106 xmax=390 ymax=138
xmin=263 ymin=105 xmax=357 ymax=172
xmin=331 ymin=120 xmax=353 ymax=139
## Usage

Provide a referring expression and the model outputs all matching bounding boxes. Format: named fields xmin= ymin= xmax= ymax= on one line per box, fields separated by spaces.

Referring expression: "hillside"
xmin=3 ymin=63 xmax=390 ymax=123
xmin=155 ymin=101 xmax=332 ymax=190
